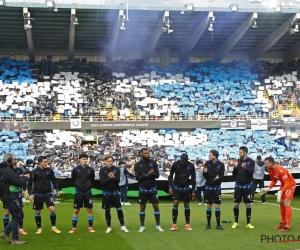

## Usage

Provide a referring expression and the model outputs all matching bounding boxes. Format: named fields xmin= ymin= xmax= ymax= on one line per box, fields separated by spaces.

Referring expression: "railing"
xmin=3 ymin=114 xmax=274 ymax=122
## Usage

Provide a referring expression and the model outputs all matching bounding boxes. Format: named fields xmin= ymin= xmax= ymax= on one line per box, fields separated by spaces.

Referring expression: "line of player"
xmin=0 ymin=146 xmax=296 ymax=245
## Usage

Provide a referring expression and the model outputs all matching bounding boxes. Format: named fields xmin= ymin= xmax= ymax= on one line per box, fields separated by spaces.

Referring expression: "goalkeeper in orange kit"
xmin=258 ymin=157 xmax=296 ymax=232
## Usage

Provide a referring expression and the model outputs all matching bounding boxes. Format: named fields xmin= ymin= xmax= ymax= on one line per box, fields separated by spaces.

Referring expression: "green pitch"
xmin=2 ymin=192 xmax=300 ymax=250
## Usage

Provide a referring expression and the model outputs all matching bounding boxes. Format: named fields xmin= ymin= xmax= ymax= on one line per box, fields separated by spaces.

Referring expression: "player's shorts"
xmin=281 ymin=186 xmax=296 ymax=200
xmin=234 ymin=183 xmax=252 ymax=204
xmin=138 ymin=187 xmax=159 ymax=204
xmin=102 ymin=191 xmax=121 ymax=209
xmin=2 ymin=202 xmax=7 ymax=209
xmin=33 ymin=193 xmax=55 ymax=210
xmin=172 ymin=186 xmax=191 ymax=202
xmin=74 ymin=190 xmax=93 ymax=209
xmin=204 ymin=185 xmax=221 ymax=205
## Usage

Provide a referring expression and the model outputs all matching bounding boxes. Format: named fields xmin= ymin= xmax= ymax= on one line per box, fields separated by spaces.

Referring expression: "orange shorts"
xmin=281 ymin=186 xmax=296 ymax=200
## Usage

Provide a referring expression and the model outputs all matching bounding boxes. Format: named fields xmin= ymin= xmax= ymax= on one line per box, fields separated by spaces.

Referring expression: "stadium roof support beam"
xmin=106 ymin=16 xmax=121 ymax=62
xmin=68 ymin=9 xmax=76 ymax=61
xmin=249 ymin=13 xmax=300 ymax=62
xmin=143 ymin=13 xmax=164 ymax=63
xmin=215 ymin=13 xmax=254 ymax=63
xmin=283 ymin=41 xmax=300 ymax=62
xmin=179 ymin=13 xmax=209 ymax=62
xmin=23 ymin=8 xmax=35 ymax=61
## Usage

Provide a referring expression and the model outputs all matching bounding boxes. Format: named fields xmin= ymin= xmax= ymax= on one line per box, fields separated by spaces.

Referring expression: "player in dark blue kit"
xmin=69 ymin=153 xmax=95 ymax=233
xmin=100 ymin=155 xmax=129 ymax=233
xmin=134 ymin=148 xmax=164 ymax=232
xmin=203 ymin=150 xmax=225 ymax=230
xmin=27 ymin=156 xmax=61 ymax=234
xmin=168 ymin=153 xmax=196 ymax=231
xmin=231 ymin=146 xmax=255 ymax=229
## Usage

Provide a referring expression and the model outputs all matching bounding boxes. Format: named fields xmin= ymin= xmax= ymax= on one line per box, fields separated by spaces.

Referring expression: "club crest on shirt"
xmin=149 ymin=163 xmax=153 ymax=167
xmin=274 ymin=174 xmax=278 ymax=179
xmin=247 ymin=161 xmax=250 ymax=165
xmin=187 ymin=166 xmax=190 ymax=171
xmin=217 ymin=165 xmax=220 ymax=169
xmin=46 ymin=171 xmax=50 ymax=175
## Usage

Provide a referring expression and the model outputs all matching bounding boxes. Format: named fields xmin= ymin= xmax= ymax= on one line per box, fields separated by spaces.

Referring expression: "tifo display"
xmin=0 ymin=58 xmax=297 ymax=120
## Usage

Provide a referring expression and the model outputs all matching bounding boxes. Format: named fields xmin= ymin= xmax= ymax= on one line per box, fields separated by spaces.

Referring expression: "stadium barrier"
xmin=1 ymin=114 xmax=271 ymax=122
xmin=0 ymin=117 xmax=295 ymax=130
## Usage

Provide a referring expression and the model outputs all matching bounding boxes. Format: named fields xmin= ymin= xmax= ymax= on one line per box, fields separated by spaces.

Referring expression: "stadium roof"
xmin=1 ymin=3 xmax=300 ymax=62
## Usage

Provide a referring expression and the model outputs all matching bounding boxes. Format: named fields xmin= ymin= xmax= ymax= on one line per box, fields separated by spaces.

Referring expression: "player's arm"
xmin=22 ymin=182 xmax=27 ymax=193
xmin=114 ymin=168 xmax=121 ymax=183
xmin=278 ymin=171 xmax=291 ymax=193
xmin=203 ymin=162 xmax=209 ymax=178
xmin=268 ymin=172 xmax=277 ymax=190
xmin=27 ymin=170 xmax=34 ymax=195
xmin=152 ymin=161 xmax=160 ymax=179
xmin=232 ymin=160 xmax=238 ymax=176
xmin=168 ymin=164 xmax=176 ymax=188
xmin=99 ymin=168 xmax=110 ymax=185
xmin=134 ymin=164 xmax=148 ymax=182
xmin=190 ymin=165 xmax=196 ymax=192
xmin=219 ymin=163 xmax=225 ymax=180
xmin=244 ymin=160 xmax=254 ymax=178
xmin=50 ymin=169 xmax=60 ymax=193
xmin=90 ymin=168 xmax=95 ymax=182
xmin=71 ymin=168 xmax=76 ymax=184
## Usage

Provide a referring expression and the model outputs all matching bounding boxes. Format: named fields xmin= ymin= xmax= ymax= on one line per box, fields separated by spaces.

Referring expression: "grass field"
xmin=2 ymin=191 xmax=300 ymax=250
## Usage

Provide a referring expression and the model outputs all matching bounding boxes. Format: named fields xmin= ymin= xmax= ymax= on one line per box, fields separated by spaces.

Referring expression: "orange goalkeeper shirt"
xmin=268 ymin=165 xmax=296 ymax=192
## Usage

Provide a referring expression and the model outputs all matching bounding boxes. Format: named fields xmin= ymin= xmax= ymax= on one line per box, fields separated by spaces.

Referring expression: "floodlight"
xmin=185 ymin=3 xmax=194 ymax=10
xmin=46 ymin=0 xmax=54 ymax=7
xmin=275 ymin=5 xmax=281 ymax=12
xmin=229 ymin=4 xmax=238 ymax=11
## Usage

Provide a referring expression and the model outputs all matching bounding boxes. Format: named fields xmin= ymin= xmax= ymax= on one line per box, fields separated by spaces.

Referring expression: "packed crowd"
xmin=262 ymin=60 xmax=300 ymax=110
xmin=2 ymin=57 xmax=300 ymax=121
xmin=7 ymin=127 xmax=298 ymax=179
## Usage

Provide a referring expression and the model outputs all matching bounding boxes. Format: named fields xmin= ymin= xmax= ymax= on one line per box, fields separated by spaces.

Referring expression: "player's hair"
xmin=79 ymin=153 xmax=89 ymax=159
xmin=38 ymin=156 xmax=47 ymax=163
xmin=264 ymin=156 xmax=275 ymax=164
xmin=104 ymin=155 xmax=114 ymax=161
xmin=210 ymin=150 xmax=219 ymax=158
xmin=239 ymin=146 xmax=248 ymax=154
xmin=140 ymin=148 xmax=148 ymax=153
